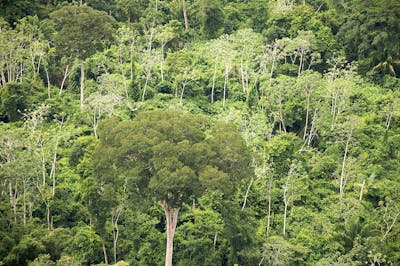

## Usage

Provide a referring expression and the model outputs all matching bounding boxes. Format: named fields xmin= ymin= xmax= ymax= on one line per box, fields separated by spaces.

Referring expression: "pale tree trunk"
xmin=80 ymin=60 xmax=85 ymax=111
xmin=211 ymin=64 xmax=217 ymax=103
xmin=102 ymin=238 xmax=109 ymax=264
xmin=339 ymin=128 xmax=352 ymax=199
xmin=240 ymin=48 xmax=247 ymax=93
xmin=242 ymin=177 xmax=254 ymax=210
xmin=266 ymin=175 xmax=273 ymax=236
xmin=50 ymin=139 xmax=59 ymax=197
xmin=359 ymin=179 xmax=365 ymax=201
xmin=181 ymin=0 xmax=189 ymax=31
xmin=23 ymin=180 xmax=27 ymax=226
xmin=223 ymin=65 xmax=229 ymax=108
xmin=163 ymin=201 xmax=180 ymax=266
xmin=44 ymin=65 xmax=51 ymax=99
xmin=303 ymin=90 xmax=310 ymax=140
xmin=179 ymin=83 xmax=186 ymax=104
xmin=141 ymin=72 xmax=151 ymax=102
xmin=112 ymin=208 xmax=122 ymax=264
xmin=60 ymin=64 xmax=70 ymax=96
xmin=9 ymin=181 xmax=18 ymax=223
xmin=1 ymin=70 xmax=6 ymax=86
xmin=306 ymin=107 xmax=318 ymax=147
xmin=278 ymin=96 xmax=286 ymax=133
xmin=283 ymin=185 xmax=288 ymax=236
xmin=282 ymin=163 xmax=297 ymax=236
xmin=160 ymin=44 xmax=165 ymax=81
xmin=213 ymin=232 xmax=218 ymax=250
xmin=46 ymin=203 xmax=51 ymax=230
xmin=298 ymin=52 xmax=304 ymax=77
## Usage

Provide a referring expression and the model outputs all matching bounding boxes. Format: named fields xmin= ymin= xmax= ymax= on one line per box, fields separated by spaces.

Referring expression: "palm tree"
xmin=371 ymin=56 xmax=400 ymax=76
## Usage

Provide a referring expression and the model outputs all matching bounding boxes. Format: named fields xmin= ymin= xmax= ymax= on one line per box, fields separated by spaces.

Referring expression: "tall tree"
xmin=50 ymin=5 xmax=115 ymax=110
xmin=93 ymin=110 xmax=252 ymax=266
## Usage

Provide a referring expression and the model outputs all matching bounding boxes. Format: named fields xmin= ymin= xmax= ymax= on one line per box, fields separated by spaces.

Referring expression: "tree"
xmin=93 ymin=110 xmax=252 ymax=266
xmin=337 ymin=0 xmax=400 ymax=74
xmin=155 ymin=22 xmax=178 ymax=81
xmin=50 ymin=5 xmax=115 ymax=110
xmin=198 ymin=0 xmax=225 ymax=39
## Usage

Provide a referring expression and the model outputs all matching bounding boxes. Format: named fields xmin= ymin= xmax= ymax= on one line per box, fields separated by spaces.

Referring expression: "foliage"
xmin=1 ymin=1 xmax=400 ymax=265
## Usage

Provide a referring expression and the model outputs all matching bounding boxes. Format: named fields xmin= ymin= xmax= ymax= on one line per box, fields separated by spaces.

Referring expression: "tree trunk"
xmin=23 ymin=180 xmax=27 ymax=226
xmin=359 ymin=179 xmax=365 ymax=201
xmin=0 ymin=70 xmax=6 ymax=86
xmin=181 ymin=0 xmax=189 ymax=31
xmin=113 ymin=227 xmax=119 ymax=263
xmin=303 ymin=91 xmax=310 ymax=140
xmin=141 ymin=73 xmax=151 ymax=102
xmin=266 ymin=175 xmax=272 ymax=236
xmin=163 ymin=201 xmax=179 ymax=266
xmin=102 ymin=238 xmax=109 ymax=264
xmin=211 ymin=64 xmax=217 ymax=103
xmin=160 ymin=45 xmax=165 ymax=81
xmin=44 ymin=65 xmax=51 ymax=99
xmin=298 ymin=52 xmax=304 ymax=77
xmin=339 ymin=129 xmax=352 ymax=199
xmin=9 ymin=181 xmax=17 ymax=223
xmin=180 ymin=83 xmax=186 ymax=104
xmin=242 ymin=177 xmax=254 ymax=210
xmin=223 ymin=65 xmax=229 ymax=108
xmin=283 ymin=192 xmax=288 ymax=237
xmin=46 ymin=204 xmax=51 ymax=230
xmin=80 ymin=60 xmax=85 ymax=110
xmin=60 ymin=64 xmax=69 ymax=96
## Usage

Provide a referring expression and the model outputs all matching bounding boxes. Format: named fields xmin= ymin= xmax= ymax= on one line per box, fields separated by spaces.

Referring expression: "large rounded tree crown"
xmin=95 ymin=109 xmax=251 ymax=208
xmin=50 ymin=5 xmax=115 ymax=60
xmin=94 ymin=109 xmax=252 ymax=266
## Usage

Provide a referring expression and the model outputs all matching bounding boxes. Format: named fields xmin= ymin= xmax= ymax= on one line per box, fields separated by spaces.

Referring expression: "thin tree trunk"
xmin=60 ymin=64 xmax=69 ymax=96
xmin=223 ymin=65 xmax=229 ymax=108
xmin=180 ymin=83 xmax=186 ymax=104
xmin=240 ymin=48 xmax=246 ymax=93
xmin=141 ymin=73 xmax=150 ymax=102
xmin=113 ymin=226 xmax=119 ymax=263
xmin=93 ymin=111 xmax=98 ymax=138
xmin=242 ymin=177 xmax=254 ymax=210
xmin=45 ymin=65 xmax=51 ymax=99
xmin=211 ymin=64 xmax=217 ymax=103
xmin=160 ymin=45 xmax=165 ymax=81
xmin=102 ymin=238 xmax=109 ymax=264
xmin=283 ymin=199 xmax=288 ymax=237
xmin=23 ymin=180 xmax=26 ymax=226
xmin=163 ymin=201 xmax=179 ymax=266
xmin=303 ymin=91 xmax=310 ymax=140
xmin=46 ymin=204 xmax=51 ymax=230
xmin=112 ymin=208 xmax=122 ymax=264
xmin=266 ymin=175 xmax=272 ymax=236
xmin=340 ymin=129 xmax=352 ymax=199
xmin=306 ymin=107 xmax=318 ymax=147
xmin=0 ymin=70 xmax=6 ymax=86
xmin=386 ymin=110 xmax=393 ymax=131
xmin=80 ymin=60 xmax=85 ymax=110
xmin=41 ymin=146 xmax=46 ymax=185
xmin=50 ymin=140 xmax=59 ymax=197
xmin=278 ymin=97 xmax=287 ymax=133
xmin=298 ymin=52 xmax=304 ymax=77
xmin=213 ymin=232 xmax=218 ymax=250
xmin=359 ymin=179 xmax=365 ymax=201
xmin=10 ymin=181 xmax=17 ymax=223
xmin=130 ymin=43 xmax=134 ymax=80
xmin=181 ymin=0 xmax=189 ymax=31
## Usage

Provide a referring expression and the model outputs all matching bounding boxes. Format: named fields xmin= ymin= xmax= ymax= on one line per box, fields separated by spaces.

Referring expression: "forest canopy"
xmin=0 ymin=0 xmax=399 ymax=265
